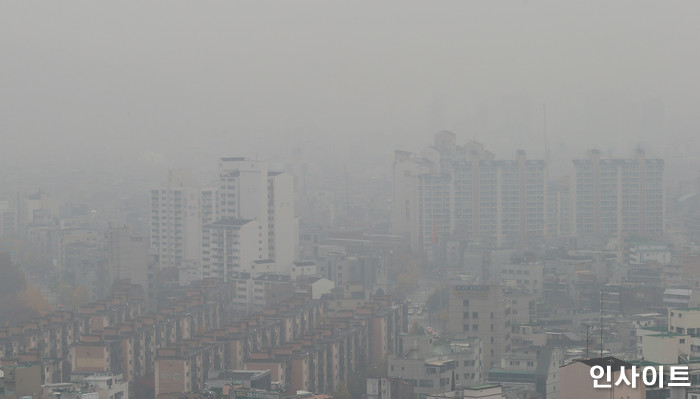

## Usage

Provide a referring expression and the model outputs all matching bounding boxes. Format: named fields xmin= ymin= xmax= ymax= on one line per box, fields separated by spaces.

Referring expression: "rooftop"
xmin=576 ymin=357 xmax=632 ymax=369
xmin=206 ymin=218 xmax=254 ymax=228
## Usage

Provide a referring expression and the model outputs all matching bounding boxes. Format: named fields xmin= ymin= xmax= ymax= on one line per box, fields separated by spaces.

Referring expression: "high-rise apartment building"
xmin=571 ymin=149 xmax=664 ymax=239
xmin=545 ymin=177 xmax=571 ymax=239
xmin=201 ymin=158 xmax=298 ymax=281
xmin=150 ymin=170 xmax=218 ymax=273
xmin=393 ymin=132 xmax=547 ymax=253
xmin=201 ymin=218 xmax=264 ymax=281
xmin=447 ymin=282 xmax=512 ymax=379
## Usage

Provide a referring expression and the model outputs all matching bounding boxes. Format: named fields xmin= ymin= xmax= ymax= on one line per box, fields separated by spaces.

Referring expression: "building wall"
xmin=447 ymin=283 xmax=511 ymax=376
xmin=641 ymin=334 xmax=691 ymax=364
xmin=394 ymin=134 xmax=548 ymax=254
xmin=71 ymin=345 xmax=109 ymax=374
xmin=155 ymin=359 xmax=188 ymax=397
xmin=571 ymin=149 xmax=664 ymax=239
xmin=669 ymin=308 xmax=700 ymax=335
xmin=560 ymin=362 xmax=645 ymax=399
xmin=219 ymin=158 xmax=270 ymax=256
xmin=268 ymin=171 xmax=298 ymax=271
xmin=104 ymin=226 xmax=149 ymax=298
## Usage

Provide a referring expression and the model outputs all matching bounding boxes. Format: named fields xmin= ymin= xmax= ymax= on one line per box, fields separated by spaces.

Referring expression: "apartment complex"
xmin=151 ymin=158 xmax=298 ymax=282
xmin=393 ymin=133 xmax=666 ymax=254
xmin=571 ymin=148 xmax=664 ymax=239
xmin=0 ymin=279 xmax=406 ymax=398
xmin=393 ymin=131 xmax=547 ymax=254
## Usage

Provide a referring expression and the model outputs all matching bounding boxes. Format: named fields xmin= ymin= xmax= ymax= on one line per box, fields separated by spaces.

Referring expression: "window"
xmin=463 ymin=300 xmax=469 ymax=306
xmin=427 ymin=367 xmax=436 ymax=374
xmin=472 ymin=312 xmax=478 ymax=319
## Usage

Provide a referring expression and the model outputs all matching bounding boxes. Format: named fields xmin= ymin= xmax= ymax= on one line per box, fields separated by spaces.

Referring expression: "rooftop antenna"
xmin=585 ymin=323 xmax=591 ymax=359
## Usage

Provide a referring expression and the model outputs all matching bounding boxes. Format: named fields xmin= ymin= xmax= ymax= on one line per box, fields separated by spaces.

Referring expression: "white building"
xmin=218 ymin=158 xmax=298 ymax=273
xmin=497 ymin=261 xmax=544 ymax=298
xmin=154 ymin=159 xmax=298 ymax=282
xmin=150 ymin=170 xmax=218 ymax=272
xmin=201 ymin=218 xmax=263 ymax=281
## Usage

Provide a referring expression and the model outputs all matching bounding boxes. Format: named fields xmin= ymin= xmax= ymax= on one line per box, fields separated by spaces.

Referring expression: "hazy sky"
xmin=2 ymin=1 xmax=700 ymax=178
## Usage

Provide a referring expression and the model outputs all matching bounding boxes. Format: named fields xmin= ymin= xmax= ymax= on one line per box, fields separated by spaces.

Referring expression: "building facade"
xmin=571 ymin=149 xmax=664 ymax=240
xmin=447 ymin=282 xmax=511 ymax=377
xmin=393 ymin=132 xmax=547 ymax=255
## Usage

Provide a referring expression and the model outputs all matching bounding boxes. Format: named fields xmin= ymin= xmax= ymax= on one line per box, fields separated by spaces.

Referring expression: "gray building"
xmin=571 ymin=149 xmax=664 ymax=240
xmin=447 ymin=282 xmax=511 ymax=378
xmin=393 ymin=132 xmax=547 ymax=256
xmin=389 ymin=335 xmax=483 ymax=398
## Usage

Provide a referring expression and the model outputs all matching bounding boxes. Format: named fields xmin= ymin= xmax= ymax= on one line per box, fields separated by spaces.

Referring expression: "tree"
xmin=409 ymin=320 xmax=423 ymax=335
xmin=368 ymin=357 xmax=388 ymax=378
xmin=426 ymin=286 xmax=449 ymax=320
xmin=71 ymin=285 xmax=89 ymax=309
xmin=0 ymin=251 xmax=45 ymax=325
xmin=333 ymin=382 xmax=351 ymax=399
xmin=391 ymin=267 xmax=419 ymax=300
xmin=0 ymin=252 xmax=26 ymax=297
xmin=346 ymin=371 xmax=365 ymax=399
xmin=18 ymin=285 xmax=51 ymax=316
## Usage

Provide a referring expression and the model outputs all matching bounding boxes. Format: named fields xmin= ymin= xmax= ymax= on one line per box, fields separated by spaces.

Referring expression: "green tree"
xmin=0 ymin=251 xmax=46 ymax=325
xmin=333 ymin=382 xmax=351 ymax=399
xmin=409 ymin=320 xmax=423 ymax=335
xmin=368 ymin=357 xmax=388 ymax=378
xmin=426 ymin=286 xmax=449 ymax=319
xmin=0 ymin=252 xmax=26 ymax=297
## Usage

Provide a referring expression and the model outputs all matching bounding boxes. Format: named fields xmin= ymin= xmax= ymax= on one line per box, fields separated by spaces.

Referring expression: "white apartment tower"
xmin=150 ymin=170 xmax=218 ymax=273
xmin=201 ymin=218 xmax=263 ymax=281
xmin=201 ymin=158 xmax=297 ymax=281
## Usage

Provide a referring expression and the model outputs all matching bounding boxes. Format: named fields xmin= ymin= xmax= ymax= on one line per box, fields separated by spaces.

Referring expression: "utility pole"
xmin=585 ymin=324 xmax=591 ymax=359
xmin=600 ymin=290 xmax=604 ymax=357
